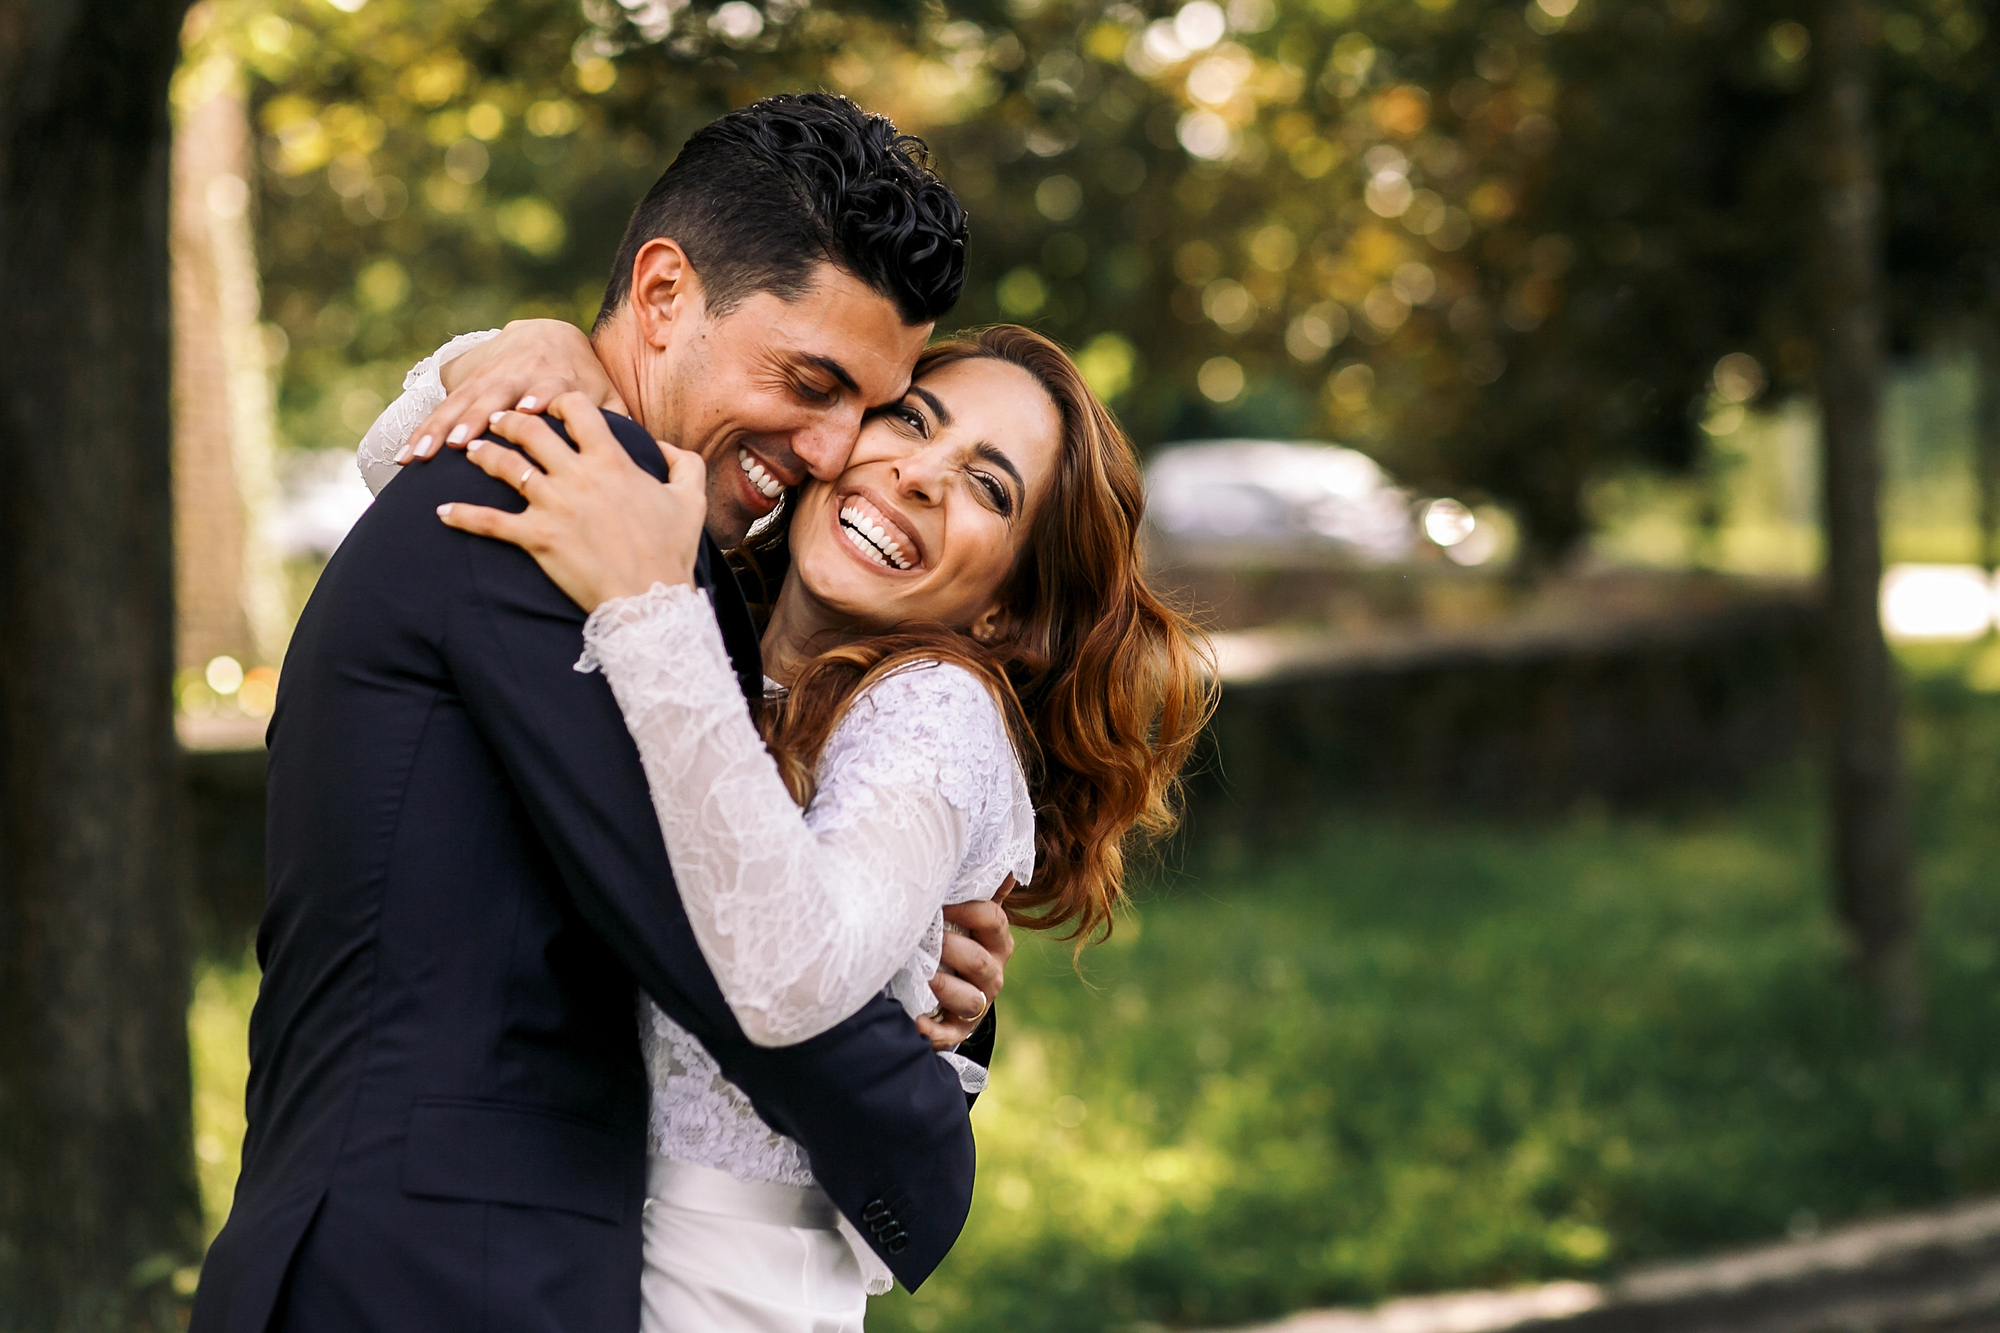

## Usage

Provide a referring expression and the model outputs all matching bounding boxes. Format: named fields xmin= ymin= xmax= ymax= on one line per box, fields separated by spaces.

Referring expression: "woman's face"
xmin=784 ymin=356 xmax=1064 ymax=637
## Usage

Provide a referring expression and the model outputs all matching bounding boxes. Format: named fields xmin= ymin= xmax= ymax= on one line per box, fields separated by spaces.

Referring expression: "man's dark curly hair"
xmin=594 ymin=93 xmax=967 ymax=329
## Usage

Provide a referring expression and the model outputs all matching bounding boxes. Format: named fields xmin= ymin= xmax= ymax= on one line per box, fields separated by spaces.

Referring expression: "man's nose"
xmin=791 ymin=405 xmax=864 ymax=483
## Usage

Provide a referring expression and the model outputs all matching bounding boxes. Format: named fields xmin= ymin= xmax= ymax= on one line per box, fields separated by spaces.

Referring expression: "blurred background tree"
xmin=2 ymin=1 xmax=205 ymax=1327
xmin=204 ymin=0 xmax=2000 ymax=1029
xmin=216 ymin=0 xmax=1997 ymax=558
xmin=95 ymin=0 xmax=2000 ymax=1329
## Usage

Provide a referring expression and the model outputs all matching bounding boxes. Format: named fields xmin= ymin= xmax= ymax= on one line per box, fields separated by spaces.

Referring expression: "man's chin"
xmin=705 ymin=514 xmax=753 ymax=550
xmin=702 ymin=479 xmax=767 ymax=551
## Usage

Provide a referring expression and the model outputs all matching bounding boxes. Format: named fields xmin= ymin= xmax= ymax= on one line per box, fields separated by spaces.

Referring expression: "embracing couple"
xmin=192 ymin=94 xmax=1211 ymax=1332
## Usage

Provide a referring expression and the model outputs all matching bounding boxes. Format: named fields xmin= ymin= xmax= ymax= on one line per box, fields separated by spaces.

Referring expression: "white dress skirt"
xmin=640 ymin=1159 xmax=866 ymax=1333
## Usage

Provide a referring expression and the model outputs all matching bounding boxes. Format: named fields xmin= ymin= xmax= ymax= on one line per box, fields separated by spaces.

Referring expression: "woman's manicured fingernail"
xmin=517 ymin=396 xmax=537 ymax=411
xmin=394 ymin=443 xmax=413 ymax=464
xmin=436 ymin=504 xmax=453 ymax=519
xmin=447 ymin=425 xmax=469 ymax=444
xmin=490 ymin=410 xmax=506 ymax=424
xmin=466 ymin=440 xmax=483 ymax=455
xmin=413 ymin=434 xmax=434 ymax=458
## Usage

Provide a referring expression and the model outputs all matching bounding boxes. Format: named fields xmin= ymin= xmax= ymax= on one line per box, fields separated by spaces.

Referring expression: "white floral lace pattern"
xmin=355 ymin=328 xmax=500 ymax=496
xmin=590 ymin=584 xmax=1032 ymax=1294
xmin=578 ymin=582 xmax=1035 ymax=1049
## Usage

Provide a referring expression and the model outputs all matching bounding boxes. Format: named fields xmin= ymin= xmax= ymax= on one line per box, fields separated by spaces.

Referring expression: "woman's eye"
xmin=890 ymin=404 xmax=928 ymax=435
xmin=974 ymin=471 xmax=1013 ymax=516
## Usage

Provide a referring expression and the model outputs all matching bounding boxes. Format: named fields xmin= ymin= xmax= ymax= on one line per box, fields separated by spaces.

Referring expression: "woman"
xmin=358 ymin=324 xmax=1212 ymax=1329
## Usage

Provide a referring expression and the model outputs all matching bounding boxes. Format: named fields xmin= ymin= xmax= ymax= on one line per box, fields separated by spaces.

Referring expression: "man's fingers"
xmin=944 ymin=897 xmax=1016 ymax=965
xmin=938 ymin=931 xmax=1003 ymax=1002
xmin=912 ymin=1013 xmax=968 ymax=1052
xmin=927 ymin=972 xmax=991 ymax=1026
xmin=436 ymin=501 xmax=528 ymax=544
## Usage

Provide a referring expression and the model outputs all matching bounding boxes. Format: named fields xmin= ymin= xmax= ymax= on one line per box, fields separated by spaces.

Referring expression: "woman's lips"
xmin=834 ymin=492 xmax=920 ymax=572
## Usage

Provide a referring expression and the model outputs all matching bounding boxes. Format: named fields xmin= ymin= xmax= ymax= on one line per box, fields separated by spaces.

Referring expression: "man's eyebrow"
xmin=909 ymin=385 xmax=954 ymax=427
xmin=973 ymin=441 xmax=1025 ymax=500
xmin=797 ymin=353 xmax=861 ymax=396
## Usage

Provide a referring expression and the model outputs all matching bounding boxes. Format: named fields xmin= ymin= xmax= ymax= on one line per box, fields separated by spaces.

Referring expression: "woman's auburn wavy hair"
xmin=744 ymin=325 xmax=1217 ymax=945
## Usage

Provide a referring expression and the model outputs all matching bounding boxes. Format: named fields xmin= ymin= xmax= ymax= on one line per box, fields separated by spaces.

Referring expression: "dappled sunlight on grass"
xmin=186 ymin=680 xmax=2000 ymax=1331
xmin=876 ymin=683 xmax=2000 ymax=1330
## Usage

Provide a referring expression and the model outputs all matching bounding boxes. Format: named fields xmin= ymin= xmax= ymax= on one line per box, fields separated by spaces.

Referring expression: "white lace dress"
xmin=357 ymin=336 xmax=1037 ymax=1303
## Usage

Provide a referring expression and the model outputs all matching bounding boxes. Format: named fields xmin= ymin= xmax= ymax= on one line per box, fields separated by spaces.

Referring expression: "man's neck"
xmin=590 ymin=312 xmax=671 ymax=443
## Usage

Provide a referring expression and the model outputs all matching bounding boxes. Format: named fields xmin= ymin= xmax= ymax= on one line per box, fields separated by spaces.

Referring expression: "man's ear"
xmin=628 ymin=238 xmax=703 ymax=349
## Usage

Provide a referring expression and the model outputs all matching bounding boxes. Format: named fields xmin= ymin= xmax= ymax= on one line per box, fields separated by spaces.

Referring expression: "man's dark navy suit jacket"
xmin=191 ymin=414 xmax=977 ymax=1333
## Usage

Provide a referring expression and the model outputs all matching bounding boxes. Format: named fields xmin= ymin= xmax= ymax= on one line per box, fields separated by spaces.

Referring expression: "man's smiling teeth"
xmin=839 ymin=505 xmax=912 ymax=570
xmin=737 ymin=448 xmax=783 ymax=501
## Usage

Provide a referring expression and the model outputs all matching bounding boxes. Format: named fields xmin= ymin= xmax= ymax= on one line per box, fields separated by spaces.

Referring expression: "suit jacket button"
xmin=887 ymin=1234 xmax=909 ymax=1254
xmin=862 ymin=1199 xmax=890 ymax=1222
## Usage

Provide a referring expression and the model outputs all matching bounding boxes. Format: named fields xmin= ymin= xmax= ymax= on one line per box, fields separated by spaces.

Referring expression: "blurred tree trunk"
xmin=172 ymin=47 xmax=287 ymax=681
xmin=1808 ymin=0 xmax=1922 ymax=1040
xmin=0 ymin=1 xmax=203 ymax=1327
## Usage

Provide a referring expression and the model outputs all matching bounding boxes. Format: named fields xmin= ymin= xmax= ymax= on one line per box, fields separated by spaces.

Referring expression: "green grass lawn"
xmin=191 ymin=663 xmax=2000 ymax=1331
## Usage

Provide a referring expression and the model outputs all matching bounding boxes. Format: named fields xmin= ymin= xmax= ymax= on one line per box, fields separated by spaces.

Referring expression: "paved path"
xmin=1214 ymin=1196 xmax=2000 ymax=1333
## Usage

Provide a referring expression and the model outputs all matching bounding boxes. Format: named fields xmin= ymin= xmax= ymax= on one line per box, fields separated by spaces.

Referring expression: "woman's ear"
xmin=968 ymin=602 xmax=1013 ymax=644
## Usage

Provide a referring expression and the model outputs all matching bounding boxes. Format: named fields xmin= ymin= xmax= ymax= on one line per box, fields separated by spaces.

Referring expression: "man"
xmin=193 ymin=94 xmax=1005 ymax=1333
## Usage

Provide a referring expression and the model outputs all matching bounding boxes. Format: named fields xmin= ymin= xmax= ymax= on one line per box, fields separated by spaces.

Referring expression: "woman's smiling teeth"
xmin=839 ymin=503 xmax=913 ymax=570
xmin=738 ymin=448 xmax=784 ymax=501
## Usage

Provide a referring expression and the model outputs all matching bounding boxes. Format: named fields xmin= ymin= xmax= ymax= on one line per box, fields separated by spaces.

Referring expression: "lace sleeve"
xmin=355 ymin=329 xmax=502 ymax=495
xmin=581 ymin=583 xmax=1029 ymax=1048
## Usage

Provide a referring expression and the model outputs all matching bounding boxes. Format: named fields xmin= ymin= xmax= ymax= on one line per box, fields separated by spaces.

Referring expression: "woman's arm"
xmin=441 ymin=403 xmax=1025 ymax=1047
xmin=412 ymin=319 xmax=624 ymax=461
xmin=356 ymin=330 xmax=501 ymax=495
xmin=581 ymin=585 xmax=1012 ymax=1047
xmin=357 ymin=321 xmax=626 ymax=496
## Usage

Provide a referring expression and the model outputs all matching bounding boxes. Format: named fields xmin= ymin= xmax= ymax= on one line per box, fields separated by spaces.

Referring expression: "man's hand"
xmin=914 ymin=880 xmax=1016 ymax=1051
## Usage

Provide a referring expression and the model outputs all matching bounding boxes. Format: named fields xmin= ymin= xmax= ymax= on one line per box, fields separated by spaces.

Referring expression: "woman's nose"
xmin=891 ymin=446 xmax=945 ymax=503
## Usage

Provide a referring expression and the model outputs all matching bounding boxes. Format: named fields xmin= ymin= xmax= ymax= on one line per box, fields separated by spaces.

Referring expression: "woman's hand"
xmin=400 ymin=319 xmax=628 ymax=464
xmin=436 ymin=393 xmax=706 ymax=613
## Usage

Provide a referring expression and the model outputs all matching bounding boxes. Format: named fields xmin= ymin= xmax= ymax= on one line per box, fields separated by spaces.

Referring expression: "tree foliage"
xmin=203 ymin=0 xmax=1998 ymax=558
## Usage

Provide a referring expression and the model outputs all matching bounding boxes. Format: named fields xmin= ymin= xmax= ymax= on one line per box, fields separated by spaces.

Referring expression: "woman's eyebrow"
xmin=909 ymin=385 xmax=953 ymax=426
xmin=973 ymin=441 xmax=1024 ymax=500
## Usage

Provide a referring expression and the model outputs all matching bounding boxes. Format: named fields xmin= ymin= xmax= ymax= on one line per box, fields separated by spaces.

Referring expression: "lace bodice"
xmin=626 ymin=622 xmax=1031 ymax=1185
xmin=579 ymin=585 xmax=1035 ymax=1048
xmin=595 ymin=590 xmax=1030 ymax=1296
xmin=357 ymin=344 xmax=1036 ymax=1291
